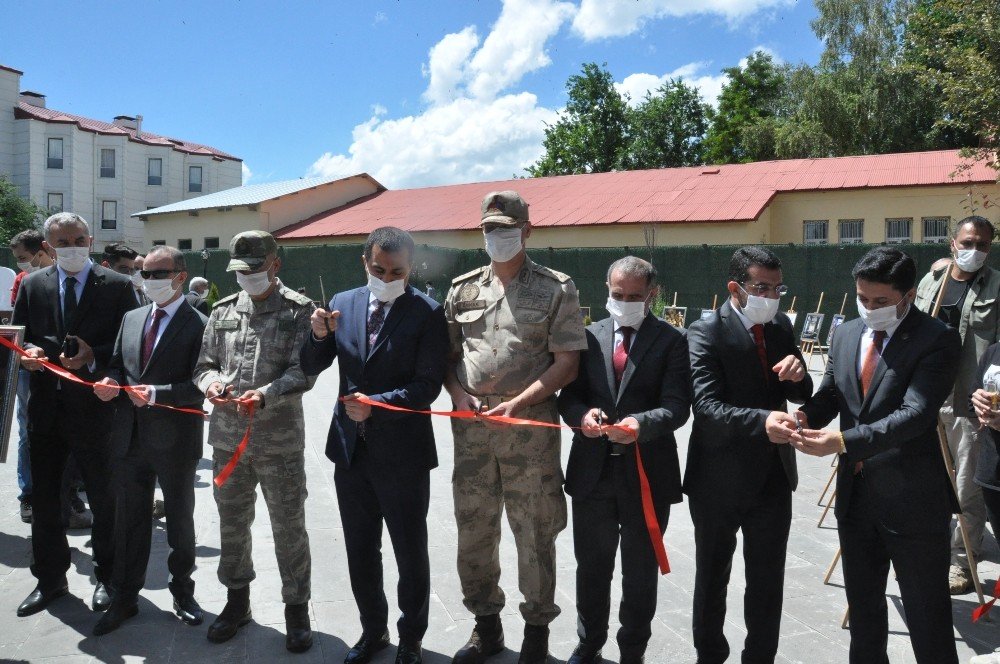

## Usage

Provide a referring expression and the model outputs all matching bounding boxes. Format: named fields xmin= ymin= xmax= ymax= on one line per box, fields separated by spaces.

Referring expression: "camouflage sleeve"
xmin=256 ymin=303 xmax=317 ymax=405
xmin=548 ymin=279 xmax=588 ymax=352
xmin=444 ymin=285 xmax=463 ymax=355
xmin=193 ymin=306 xmax=225 ymax=393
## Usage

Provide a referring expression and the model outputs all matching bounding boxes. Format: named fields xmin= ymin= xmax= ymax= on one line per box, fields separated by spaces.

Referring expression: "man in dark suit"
xmin=793 ymin=247 xmax=961 ymax=664
xmin=557 ymin=256 xmax=691 ymax=664
xmin=300 ymin=226 xmax=448 ymax=664
xmin=685 ymin=246 xmax=811 ymax=664
xmin=91 ymin=245 xmax=208 ymax=635
xmin=12 ymin=212 xmax=138 ymax=617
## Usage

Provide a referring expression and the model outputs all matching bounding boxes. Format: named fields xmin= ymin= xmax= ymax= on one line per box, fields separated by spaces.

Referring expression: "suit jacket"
xmin=106 ymin=300 xmax=208 ymax=460
xmin=915 ymin=264 xmax=1000 ymax=414
xmin=800 ymin=307 xmax=961 ymax=532
xmin=558 ymin=313 xmax=691 ymax=506
xmin=299 ymin=284 xmax=448 ymax=471
xmin=684 ymin=301 xmax=813 ymax=505
xmin=12 ymin=262 xmax=138 ymax=434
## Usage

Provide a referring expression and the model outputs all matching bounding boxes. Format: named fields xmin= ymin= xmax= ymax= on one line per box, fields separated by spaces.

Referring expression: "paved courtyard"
xmin=1 ymin=365 xmax=999 ymax=663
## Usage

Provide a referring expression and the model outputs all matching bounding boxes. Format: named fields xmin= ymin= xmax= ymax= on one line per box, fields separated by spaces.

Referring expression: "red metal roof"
xmin=275 ymin=150 xmax=999 ymax=240
xmin=14 ymin=102 xmax=240 ymax=161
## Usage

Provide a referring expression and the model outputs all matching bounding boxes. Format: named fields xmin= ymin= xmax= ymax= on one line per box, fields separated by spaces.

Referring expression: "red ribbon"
xmin=973 ymin=578 xmax=1000 ymax=622
xmin=344 ymin=394 xmax=671 ymax=574
xmin=212 ymin=401 xmax=255 ymax=488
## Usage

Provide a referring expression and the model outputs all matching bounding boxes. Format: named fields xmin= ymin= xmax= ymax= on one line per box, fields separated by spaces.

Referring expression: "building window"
xmin=147 ymin=158 xmax=162 ymax=186
xmin=100 ymin=149 xmax=115 ymax=178
xmin=839 ymin=219 xmax=864 ymax=244
xmin=922 ymin=216 xmax=950 ymax=243
xmin=47 ymin=138 xmax=63 ymax=169
xmin=189 ymin=166 xmax=203 ymax=192
xmin=101 ymin=200 xmax=117 ymax=229
xmin=47 ymin=193 xmax=63 ymax=212
xmin=886 ymin=218 xmax=912 ymax=244
xmin=204 ymin=237 xmax=219 ymax=249
xmin=152 ymin=240 xmax=166 ymax=246
xmin=178 ymin=239 xmax=192 ymax=250
xmin=803 ymin=220 xmax=829 ymax=245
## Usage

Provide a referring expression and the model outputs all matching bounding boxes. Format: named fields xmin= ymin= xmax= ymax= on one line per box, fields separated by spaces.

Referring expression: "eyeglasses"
xmin=139 ymin=269 xmax=177 ymax=280
xmin=742 ymin=282 xmax=789 ymax=297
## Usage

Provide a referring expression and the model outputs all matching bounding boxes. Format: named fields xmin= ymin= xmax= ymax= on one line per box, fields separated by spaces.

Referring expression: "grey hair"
xmin=189 ymin=276 xmax=208 ymax=289
xmin=146 ymin=245 xmax=187 ymax=272
xmin=607 ymin=255 xmax=657 ymax=287
xmin=43 ymin=212 xmax=90 ymax=240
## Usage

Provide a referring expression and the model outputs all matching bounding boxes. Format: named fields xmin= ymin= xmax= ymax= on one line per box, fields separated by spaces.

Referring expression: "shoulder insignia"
xmin=531 ymin=263 xmax=572 ymax=284
xmin=451 ymin=266 xmax=487 ymax=284
xmin=212 ymin=293 xmax=240 ymax=308
xmin=281 ymin=288 xmax=315 ymax=307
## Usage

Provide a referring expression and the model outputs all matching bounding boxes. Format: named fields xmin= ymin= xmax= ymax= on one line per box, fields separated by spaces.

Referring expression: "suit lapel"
xmin=845 ymin=320 xmax=866 ymax=411
xmin=597 ymin=318 xmax=616 ymax=397
xmin=369 ymin=290 xmax=413 ymax=359
xmin=43 ymin=266 xmax=63 ymax=336
xmin=142 ymin=303 xmax=189 ymax=377
xmin=618 ymin=314 xmax=660 ymax=402
xmin=355 ymin=289 xmax=369 ymax=363
xmin=127 ymin=305 xmax=152 ymax=372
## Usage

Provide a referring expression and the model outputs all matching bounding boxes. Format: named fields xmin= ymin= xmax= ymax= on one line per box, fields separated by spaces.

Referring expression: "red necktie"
xmin=860 ymin=329 xmax=887 ymax=396
xmin=751 ymin=324 xmax=770 ymax=380
xmin=613 ymin=326 xmax=633 ymax=386
xmin=141 ymin=308 xmax=166 ymax=370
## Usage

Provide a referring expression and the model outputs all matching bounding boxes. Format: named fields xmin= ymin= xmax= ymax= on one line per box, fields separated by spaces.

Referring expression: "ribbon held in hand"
xmin=342 ymin=393 xmax=671 ymax=575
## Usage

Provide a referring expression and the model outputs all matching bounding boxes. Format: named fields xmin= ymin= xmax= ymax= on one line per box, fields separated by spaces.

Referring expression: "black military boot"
xmin=207 ymin=586 xmax=251 ymax=643
xmin=452 ymin=613 xmax=504 ymax=663
xmin=285 ymin=602 xmax=313 ymax=653
xmin=518 ymin=624 xmax=550 ymax=664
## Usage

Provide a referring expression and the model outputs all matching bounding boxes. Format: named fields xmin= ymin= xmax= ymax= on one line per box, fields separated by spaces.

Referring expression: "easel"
xmin=816 ymin=294 xmax=848 ymax=369
xmin=799 ymin=293 xmax=824 ymax=369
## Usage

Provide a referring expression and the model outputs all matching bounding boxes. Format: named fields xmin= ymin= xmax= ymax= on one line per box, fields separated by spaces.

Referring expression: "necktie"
xmin=63 ymin=276 xmax=78 ymax=331
xmin=860 ymin=329 xmax=887 ymax=396
xmin=141 ymin=308 xmax=166 ymax=369
xmin=367 ymin=300 xmax=387 ymax=349
xmin=613 ymin=326 xmax=633 ymax=387
xmin=751 ymin=324 xmax=770 ymax=380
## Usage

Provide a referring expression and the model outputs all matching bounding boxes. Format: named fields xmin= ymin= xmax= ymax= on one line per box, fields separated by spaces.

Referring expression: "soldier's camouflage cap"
xmin=480 ymin=190 xmax=529 ymax=227
xmin=227 ymin=230 xmax=277 ymax=271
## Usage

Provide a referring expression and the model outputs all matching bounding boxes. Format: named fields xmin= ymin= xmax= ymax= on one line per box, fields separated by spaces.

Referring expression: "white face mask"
xmin=367 ymin=272 xmax=406 ymax=303
xmin=954 ymin=248 xmax=988 ymax=273
xmin=54 ymin=247 xmax=89 ymax=273
xmin=484 ymin=228 xmax=523 ymax=263
xmin=739 ymin=286 xmax=780 ymax=325
xmin=142 ymin=278 xmax=178 ymax=305
xmin=17 ymin=261 xmax=36 ymax=274
xmin=606 ymin=297 xmax=647 ymax=329
xmin=130 ymin=271 xmax=143 ymax=287
xmin=857 ymin=296 xmax=908 ymax=332
xmin=236 ymin=269 xmax=273 ymax=296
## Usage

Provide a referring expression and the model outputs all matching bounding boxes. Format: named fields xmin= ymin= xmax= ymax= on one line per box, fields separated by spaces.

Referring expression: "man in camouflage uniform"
xmin=445 ymin=191 xmax=588 ymax=664
xmin=193 ymin=231 xmax=316 ymax=653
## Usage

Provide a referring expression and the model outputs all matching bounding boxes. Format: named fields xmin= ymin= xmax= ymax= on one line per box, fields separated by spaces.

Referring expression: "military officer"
xmin=193 ymin=231 xmax=317 ymax=653
xmin=445 ymin=191 xmax=587 ymax=664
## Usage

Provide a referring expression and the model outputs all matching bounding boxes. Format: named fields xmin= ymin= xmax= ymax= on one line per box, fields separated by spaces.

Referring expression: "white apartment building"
xmin=0 ymin=64 xmax=242 ymax=250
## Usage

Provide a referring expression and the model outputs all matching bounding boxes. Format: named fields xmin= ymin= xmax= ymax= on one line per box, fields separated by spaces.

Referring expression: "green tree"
xmin=703 ymin=52 xmax=788 ymax=164
xmin=627 ymin=79 xmax=711 ymax=169
xmin=528 ymin=63 xmax=631 ymax=176
xmin=0 ymin=175 xmax=42 ymax=244
xmin=905 ymin=0 xmax=1000 ymax=169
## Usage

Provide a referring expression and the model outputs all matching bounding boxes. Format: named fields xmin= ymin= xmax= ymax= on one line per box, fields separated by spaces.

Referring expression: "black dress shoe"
xmin=395 ymin=640 xmax=422 ymax=664
xmin=345 ymin=629 xmax=390 ymax=663
xmin=567 ymin=642 xmax=603 ymax=664
xmin=92 ymin=582 xmax=112 ymax=611
xmin=173 ymin=596 xmax=205 ymax=626
xmin=93 ymin=600 xmax=138 ymax=636
xmin=16 ymin=585 xmax=69 ymax=617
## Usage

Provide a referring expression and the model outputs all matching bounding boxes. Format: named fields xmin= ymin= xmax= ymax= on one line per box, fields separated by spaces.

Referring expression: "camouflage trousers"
xmin=451 ymin=398 xmax=567 ymax=625
xmin=212 ymin=447 xmax=311 ymax=604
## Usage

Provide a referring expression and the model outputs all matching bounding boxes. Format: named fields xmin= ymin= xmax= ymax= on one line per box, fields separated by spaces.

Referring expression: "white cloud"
xmin=572 ymin=0 xmax=795 ymax=40
xmin=422 ymin=27 xmax=479 ymax=105
xmin=241 ymin=162 xmax=252 ymax=184
xmin=373 ymin=11 xmax=387 ymax=25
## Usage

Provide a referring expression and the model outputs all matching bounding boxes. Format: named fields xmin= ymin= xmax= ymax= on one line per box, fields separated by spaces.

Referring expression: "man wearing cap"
xmin=444 ymin=191 xmax=587 ymax=664
xmin=193 ymin=230 xmax=317 ymax=653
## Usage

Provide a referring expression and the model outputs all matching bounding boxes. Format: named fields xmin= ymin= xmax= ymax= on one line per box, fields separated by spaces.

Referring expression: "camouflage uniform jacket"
xmin=194 ymin=279 xmax=316 ymax=454
xmin=444 ymin=256 xmax=587 ymax=398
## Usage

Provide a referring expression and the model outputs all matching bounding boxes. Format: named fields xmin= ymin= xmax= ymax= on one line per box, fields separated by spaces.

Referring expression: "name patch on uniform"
xmin=519 ymin=291 xmax=550 ymax=311
xmin=457 ymin=283 xmax=480 ymax=302
xmin=455 ymin=299 xmax=486 ymax=312
xmin=278 ymin=319 xmax=297 ymax=331
xmin=214 ymin=319 xmax=239 ymax=330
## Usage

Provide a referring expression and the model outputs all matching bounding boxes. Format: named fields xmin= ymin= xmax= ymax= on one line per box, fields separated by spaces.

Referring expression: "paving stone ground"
xmin=1 ymin=364 xmax=999 ymax=663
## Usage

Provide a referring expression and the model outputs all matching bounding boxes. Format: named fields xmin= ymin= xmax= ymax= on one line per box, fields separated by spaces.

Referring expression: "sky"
xmin=3 ymin=0 xmax=822 ymax=190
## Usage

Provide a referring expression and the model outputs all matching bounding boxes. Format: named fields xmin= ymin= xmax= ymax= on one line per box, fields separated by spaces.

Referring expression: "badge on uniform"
xmin=458 ymin=282 xmax=480 ymax=302
xmin=456 ymin=299 xmax=486 ymax=312
xmin=215 ymin=319 xmax=239 ymax=330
